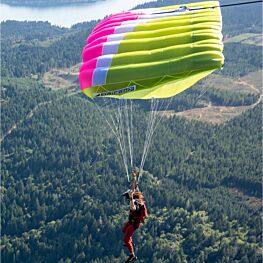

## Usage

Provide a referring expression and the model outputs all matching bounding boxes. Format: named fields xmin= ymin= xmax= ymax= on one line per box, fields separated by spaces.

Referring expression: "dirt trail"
xmin=1 ymin=91 xmax=80 ymax=143
xmin=234 ymin=79 xmax=261 ymax=94
xmin=1 ymin=101 xmax=52 ymax=143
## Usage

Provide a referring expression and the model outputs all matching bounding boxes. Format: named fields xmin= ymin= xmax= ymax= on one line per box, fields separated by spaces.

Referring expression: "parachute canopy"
xmin=79 ymin=1 xmax=224 ymax=99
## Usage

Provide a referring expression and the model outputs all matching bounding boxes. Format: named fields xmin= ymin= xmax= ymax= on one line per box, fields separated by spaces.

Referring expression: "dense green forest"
xmin=1 ymin=0 xmax=262 ymax=262
xmin=1 ymin=77 xmax=262 ymax=262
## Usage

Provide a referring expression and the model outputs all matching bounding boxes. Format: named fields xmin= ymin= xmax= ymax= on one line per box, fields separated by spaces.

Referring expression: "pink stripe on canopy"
xmin=92 ymin=13 xmax=142 ymax=34
xmin=88 ymin=11 xmax=143 ymax=43
xmin=79 ymin=69 xmax=93 ymax=90
xmin=82 ymin=43 xmax=104 ymax=62
xmin=87 ymin=27 xmax=116 ymax=44
xmin=92 ymin=11 xmax=141 ymax=32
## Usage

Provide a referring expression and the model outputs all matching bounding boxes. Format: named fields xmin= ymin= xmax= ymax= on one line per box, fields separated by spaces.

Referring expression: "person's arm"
xmin=131 ymin=171 xmax=139 ymax=192
xmin=130 ymin=199 xmax=136 ymax=211
xmin=134 ymin=173 xmax=139 ymax=192
xmin=129 ymin=191 xmax=136 ymax=211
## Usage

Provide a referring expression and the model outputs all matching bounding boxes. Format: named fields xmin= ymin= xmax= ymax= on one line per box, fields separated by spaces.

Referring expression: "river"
xmin=0 ymin=0 xmax=157 ymax=28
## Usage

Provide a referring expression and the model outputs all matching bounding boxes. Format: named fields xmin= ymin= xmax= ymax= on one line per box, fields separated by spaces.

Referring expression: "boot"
xmin=125 ymin=254 xmax=137 ymax=263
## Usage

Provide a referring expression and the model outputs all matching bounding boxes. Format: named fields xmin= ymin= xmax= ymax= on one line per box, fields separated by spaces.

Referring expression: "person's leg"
xmin=123 ymin=223 xmax=135 ymax=255
xmin=122 ymin=221 xmax=129 ymax=233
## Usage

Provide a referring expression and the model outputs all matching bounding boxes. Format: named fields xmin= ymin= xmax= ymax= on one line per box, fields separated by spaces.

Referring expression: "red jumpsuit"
xmin=122 ymin=200 xmax=148 ymax=254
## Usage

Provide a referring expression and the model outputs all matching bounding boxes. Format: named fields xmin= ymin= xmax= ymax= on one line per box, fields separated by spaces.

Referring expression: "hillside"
xmin=1 ymin=77 xmax=262 ymax=262
xmin=1 ymin=0 xmax=262 ymax=262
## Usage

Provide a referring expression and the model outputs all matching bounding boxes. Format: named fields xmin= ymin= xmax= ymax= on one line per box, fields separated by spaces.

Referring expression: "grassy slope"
xmin=224 ymin=33 xmax=262 ymax=46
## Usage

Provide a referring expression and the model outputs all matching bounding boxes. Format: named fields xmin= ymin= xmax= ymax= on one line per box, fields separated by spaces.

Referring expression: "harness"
xmin=129 ymin=200 xmax=144 ymax=225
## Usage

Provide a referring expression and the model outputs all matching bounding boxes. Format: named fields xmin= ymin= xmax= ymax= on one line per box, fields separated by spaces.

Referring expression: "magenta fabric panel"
xmin=93 ymin=14 xmax=141 ymax=33
xmin=82 ymin=43 xmax=104 ymax=62
xmin=79 ymin=69 xmax=93 ymax=90
xmin=87 ymin=27 xmax=116 ymax=44
xmin=86 ymin=36 xmax=108 ymax=46
xmin=80 ymin=58 xmax=98 ymax=72
xmin=92 ymin=11 xmax=140 ymax=32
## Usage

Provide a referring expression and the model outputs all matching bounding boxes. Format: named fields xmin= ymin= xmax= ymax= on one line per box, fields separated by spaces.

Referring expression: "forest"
xmin=1 ymin=0 xmax=262 ymax=262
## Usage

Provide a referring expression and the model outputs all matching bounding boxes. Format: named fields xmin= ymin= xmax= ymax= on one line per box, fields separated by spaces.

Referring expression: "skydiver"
xmin=122 ymin=187 xmax=148 ymax=263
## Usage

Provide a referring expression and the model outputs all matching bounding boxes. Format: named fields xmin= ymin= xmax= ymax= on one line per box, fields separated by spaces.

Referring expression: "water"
xmin=0 ymin=0 xmax=157 ymax=28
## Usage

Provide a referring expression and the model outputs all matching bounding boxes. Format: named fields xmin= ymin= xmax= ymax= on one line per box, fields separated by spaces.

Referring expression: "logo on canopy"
xmin=94 ymin=85 xmax=136 ymax=97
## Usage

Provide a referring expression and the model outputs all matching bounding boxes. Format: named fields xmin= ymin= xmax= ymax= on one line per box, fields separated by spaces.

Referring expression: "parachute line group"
xmin=90 ymin=95 xmax=175 ymax=181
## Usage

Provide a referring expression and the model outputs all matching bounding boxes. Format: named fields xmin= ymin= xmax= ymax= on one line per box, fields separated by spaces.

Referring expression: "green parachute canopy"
xmin=79 ymin=1 xmax=224 ymax=99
